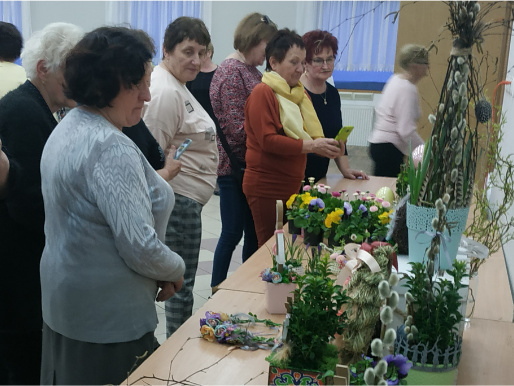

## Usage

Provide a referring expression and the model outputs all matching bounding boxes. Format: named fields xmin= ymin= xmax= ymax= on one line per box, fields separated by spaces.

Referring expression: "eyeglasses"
xmin=311 ymin=57 xmax=335 ymax=67
xmin=261 ymin=15 xmax=271 ymax=24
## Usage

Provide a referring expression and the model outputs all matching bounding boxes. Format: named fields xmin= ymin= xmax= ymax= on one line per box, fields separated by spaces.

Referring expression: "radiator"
xmin=340 ymin=105 xmax=375 ymax=147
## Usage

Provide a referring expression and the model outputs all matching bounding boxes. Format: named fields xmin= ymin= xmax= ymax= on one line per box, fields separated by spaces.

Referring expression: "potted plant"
xmin=406 ymin=1 xmax=502 ymax=270
xmin=395 ymin=196 xmax=468 ymax=385
xmin=326 ymin=191 xmax=392 ymax=247
xmin=267 ymin=251 xmax=350 ymax=385
xmin=261 ymin=235 xmax=306 ymax=314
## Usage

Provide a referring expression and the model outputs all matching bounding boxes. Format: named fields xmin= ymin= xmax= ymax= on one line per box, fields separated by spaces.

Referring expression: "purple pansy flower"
xmin=343 ymin=201 xmax=353 ymax=216
xmin=308 ymin=197 xmax=325 ymax=211
xmin=359 ymin=204 xmax=368 ymax=217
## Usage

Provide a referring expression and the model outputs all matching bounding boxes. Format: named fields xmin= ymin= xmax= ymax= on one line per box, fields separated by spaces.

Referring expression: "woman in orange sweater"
xmin=243 ymin=29 xmax=345 ymax=247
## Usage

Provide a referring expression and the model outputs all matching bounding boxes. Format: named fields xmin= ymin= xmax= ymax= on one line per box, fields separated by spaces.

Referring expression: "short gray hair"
xmin=21 ymin=22 xmax=83 ymax=79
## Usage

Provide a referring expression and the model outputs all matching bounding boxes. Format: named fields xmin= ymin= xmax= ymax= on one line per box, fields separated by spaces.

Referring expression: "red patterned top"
xmin=209 ymin=58 xmax=262 ymax=176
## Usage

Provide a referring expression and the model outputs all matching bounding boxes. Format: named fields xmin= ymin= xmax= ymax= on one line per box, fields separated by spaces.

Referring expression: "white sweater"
xmin=368 ymin=74 xmax=424 ymax=155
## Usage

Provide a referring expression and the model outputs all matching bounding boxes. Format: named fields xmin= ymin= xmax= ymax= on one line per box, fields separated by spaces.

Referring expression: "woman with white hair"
xmin=0 ymin=22 xmax=83 ymax=385
xmin=368 ymin=44 xmax=429 ymax=177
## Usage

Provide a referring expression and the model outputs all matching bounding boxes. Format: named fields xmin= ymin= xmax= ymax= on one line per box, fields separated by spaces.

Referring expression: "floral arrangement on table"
xmin=407 ymin=1 xmax=493 ymax=209
xmin=396 ymin=197 xmax=468 ymax=371
xmin=261 ymin=235 xmax=305 ymax=284
xmin=286 ymin=179 xmax=393 ymax=246
xmin=349 ymin=354 xmax=412 ymax=385
xmin=199 ymin=311 xmax=281 ymax=349
xmin=325 ymin=190 xmax=393 ymax=245
xmin=266 ymin=250 xmax=350 ymax=379
xmin=331 ymin=242 xmax=397 ymax=365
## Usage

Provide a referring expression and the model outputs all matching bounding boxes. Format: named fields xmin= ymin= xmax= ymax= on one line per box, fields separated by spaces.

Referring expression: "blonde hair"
xmin=398 ymin=44 xmax=429 ymax=70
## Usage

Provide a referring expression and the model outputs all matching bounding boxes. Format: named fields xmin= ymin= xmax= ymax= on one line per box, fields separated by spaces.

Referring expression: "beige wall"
xmin=395 ymin=1 xmax=512 ymax=142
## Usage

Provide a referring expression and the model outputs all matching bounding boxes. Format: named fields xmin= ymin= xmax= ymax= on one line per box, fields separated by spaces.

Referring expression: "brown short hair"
xmin=233 ymin=13 xmax=277 ymax=55
xmin=265 ymin=29 xmax=304 ymax=72
xmin=163 ymin=17 xmax=210 ymax=56
xmin=302 ymin=30 xmax=338 ymax=63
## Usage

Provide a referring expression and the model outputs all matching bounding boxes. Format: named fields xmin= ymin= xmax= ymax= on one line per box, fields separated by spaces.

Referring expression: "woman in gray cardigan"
xmin=39 ymin=27 xmax=185 ymax=385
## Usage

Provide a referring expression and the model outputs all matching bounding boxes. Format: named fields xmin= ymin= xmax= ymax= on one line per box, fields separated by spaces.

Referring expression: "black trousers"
xmin=369 ymin=142 xmax=405 ymax=177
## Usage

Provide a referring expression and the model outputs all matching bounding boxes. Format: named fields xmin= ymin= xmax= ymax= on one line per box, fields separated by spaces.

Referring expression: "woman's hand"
xmin=342 ymin=169 xmax=370 ymax=180
xmin=157 ymin=144 xmax=182 ymax=181
xmin=303 ymin=138 xmax=345 ymax=159
xmin=156 ymin=277 xmax=184 ymax=301
xmin=0 ymin=139 xmax=9 ymax=198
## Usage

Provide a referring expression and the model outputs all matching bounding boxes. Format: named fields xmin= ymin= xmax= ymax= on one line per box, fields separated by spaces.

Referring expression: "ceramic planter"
xmin=406 ymin=203 xmax=470 ymax=270
xmin=265 ymin=282 xmax=296 ymax=314
xmin=268 ymin=365 xmax=333 ymax=385
xmin=395 ymin=325 xmax=462 ymax=385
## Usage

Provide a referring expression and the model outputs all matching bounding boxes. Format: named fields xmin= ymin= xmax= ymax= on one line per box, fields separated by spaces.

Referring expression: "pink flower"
xmin=332 ymin=191 xmax=341 ymax=197
xmin=341 ymin=189 xmax=347 ymax=193
xmin=317 ymin=183 xmax=325 ymax=188
xmin=355 ymin=190 xmax=361 ymax=194
xmin=303 ymin=185 xmax=311 ymax=191
xmin=318 ymin=187 xmax=327 ymax=194
xmin=370 ymin=205 xmax=379 ymax=212
xmin=330 ymin=252 xmax=339 ymax=260
xmin=361 ymin=196 xmax=367 ymax=201
xmin=382 ymin=201 xmax=391 ymax=208
xmin=375 ymin=197 xmax=384 ymax=203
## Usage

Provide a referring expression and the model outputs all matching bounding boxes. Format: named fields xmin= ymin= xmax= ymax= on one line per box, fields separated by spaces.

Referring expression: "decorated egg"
xmin=376 ymin=186 xmax=394 ymax=204
xmin=411 ymin=144 xmax=425 ymax=169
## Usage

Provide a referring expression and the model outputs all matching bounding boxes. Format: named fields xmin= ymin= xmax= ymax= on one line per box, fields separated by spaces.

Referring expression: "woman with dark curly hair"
xmin=300 ymin=30 xmax=369 ymax=183
xmin=39 ymin=26 xmax=185 ymax=385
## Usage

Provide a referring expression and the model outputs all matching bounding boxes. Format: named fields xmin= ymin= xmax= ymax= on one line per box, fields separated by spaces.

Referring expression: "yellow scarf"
xmin=261 ymin=71 xmax=324 ymax=140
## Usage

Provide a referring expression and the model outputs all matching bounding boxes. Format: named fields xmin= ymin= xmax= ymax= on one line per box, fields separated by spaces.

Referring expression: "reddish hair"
xmin=302 ymin=30 xmax=338 ymax=63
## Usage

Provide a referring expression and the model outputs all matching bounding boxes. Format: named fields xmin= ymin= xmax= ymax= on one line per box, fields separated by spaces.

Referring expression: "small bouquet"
xmin=199 ymin=311 xmax=280 ymax=349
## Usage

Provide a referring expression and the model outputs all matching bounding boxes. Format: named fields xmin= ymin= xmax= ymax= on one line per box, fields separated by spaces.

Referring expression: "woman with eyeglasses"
xmin=209 ymin=13 xmax=277 ymax=292
xmin=300 ymin=30 xmax=369 ymax=183
xmin=142 ymin=17 xmax=218 ymax=338
xmin=368 ymin=44 xmax=429 ymax=177
xmin=243 ymin=29 xmax=345 ymax=247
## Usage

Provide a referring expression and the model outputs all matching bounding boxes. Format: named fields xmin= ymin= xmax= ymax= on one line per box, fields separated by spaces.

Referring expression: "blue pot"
xmin=406 ymin=203 xmax=469 ymax=270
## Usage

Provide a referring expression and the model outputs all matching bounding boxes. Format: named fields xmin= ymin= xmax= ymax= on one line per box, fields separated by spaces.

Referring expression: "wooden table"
xmin=125 ymin=289 xmax=283 ymax=385
xmin=123 ymin=174 xmax=514 ymax=385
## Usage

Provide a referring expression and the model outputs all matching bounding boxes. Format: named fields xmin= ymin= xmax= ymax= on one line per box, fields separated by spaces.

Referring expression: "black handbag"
xmin=215 ymin=123 xmax=245 ymax=186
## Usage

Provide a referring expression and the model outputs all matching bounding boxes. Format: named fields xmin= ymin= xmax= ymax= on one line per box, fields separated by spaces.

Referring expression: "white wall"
xmin=28 ymin=2 xmax=108 ymax=33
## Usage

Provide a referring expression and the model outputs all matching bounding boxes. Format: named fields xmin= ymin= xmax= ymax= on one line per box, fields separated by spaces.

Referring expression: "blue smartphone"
xmin=174 ymin=138 xmax=192 ymax=160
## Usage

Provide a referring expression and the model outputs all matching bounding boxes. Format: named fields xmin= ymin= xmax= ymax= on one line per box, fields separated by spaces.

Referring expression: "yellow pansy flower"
xmin=378 ymin=209 xmax=393 ymax=225
xmin=286 ymin=194 xmax=298 ymax=209
xmin=324 ymin=208 xmax=344 ymax=228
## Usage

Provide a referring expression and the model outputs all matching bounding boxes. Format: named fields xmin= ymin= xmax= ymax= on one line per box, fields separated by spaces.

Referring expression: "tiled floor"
xmin=154 ymin=145 xmax=373 ymax=343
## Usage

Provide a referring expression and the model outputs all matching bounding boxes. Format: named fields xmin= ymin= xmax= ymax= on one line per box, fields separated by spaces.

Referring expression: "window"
xmin=107 ymin=1 xmax=203 ymax=65
xmin=321 ymin=1 xmax=399 ymax=90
